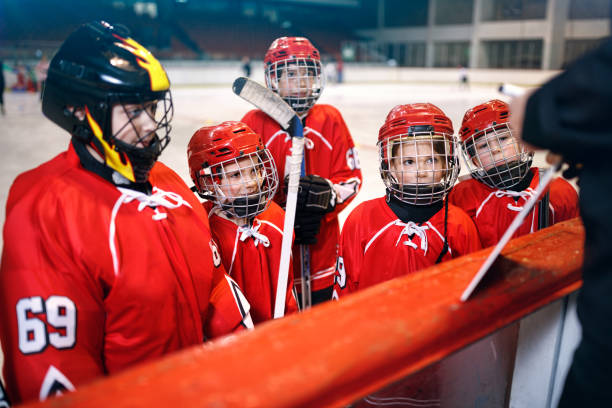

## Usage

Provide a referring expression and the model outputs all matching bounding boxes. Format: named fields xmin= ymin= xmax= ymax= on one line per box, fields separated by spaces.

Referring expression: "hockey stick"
xmin=232 ymin=77 xmax=311 ymax=317
xmin=460 ymin=163 xmax=561 ymax=301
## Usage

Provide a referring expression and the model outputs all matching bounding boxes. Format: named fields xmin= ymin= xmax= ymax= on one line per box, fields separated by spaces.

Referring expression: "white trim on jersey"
xmin=39 ymin=365 xmax=75 ymax=401
xmin=224 ymin=275 xmax=254 ymax=329
xmin=258 ymin=219 xmax=284 ymax=236
xmin=364 ymin=220 xmax=398 ymax=255
xmin=294 ymin=265 xmax=336 ymax=286
xmin=549 ymin=202 xmax=556 ymax=224
xmin=425 ymin=221 xmax=453 ymax=256
xmin=265 ymin=129 xmax=287 ymax=148
xmin=228 ymin=228 xmax=241 ymax=276
xmin=304 ymin=127 xmax=333 ymax=150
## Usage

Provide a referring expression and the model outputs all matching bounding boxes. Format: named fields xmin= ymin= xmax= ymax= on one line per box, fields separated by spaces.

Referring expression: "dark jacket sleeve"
xmin=522 ymin=37 xmax=612 ymax=162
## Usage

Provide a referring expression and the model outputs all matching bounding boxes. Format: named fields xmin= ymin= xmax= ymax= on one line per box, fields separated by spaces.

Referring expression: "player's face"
xmin=277 ymin=64 xmax=315 ymax=98
xmin=218 ymin=156 xmax=264 ymax=199
xmin=111 ymin=101 xmax=158 ymax=147
xmin=390 ymin=139 xmax=446 ymax=185
xmin=472 ymin=128 xmax=522 ymax=171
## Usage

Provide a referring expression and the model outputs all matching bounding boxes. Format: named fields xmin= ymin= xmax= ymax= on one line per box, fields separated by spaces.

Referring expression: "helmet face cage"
xmin=111 ymin=91 xmax=173 ymax=153
xmin=200 ymin=149 xmax=279 ymax=220
xmin=100 ymin=91 xmax=174 ymax=183
xmin=265 ymin=58 xmax=324 ymax=114
xmin=379 ymin=132 xmax=459 ymax=205
xmin=461 ymin=123 xmax=533 ymax=189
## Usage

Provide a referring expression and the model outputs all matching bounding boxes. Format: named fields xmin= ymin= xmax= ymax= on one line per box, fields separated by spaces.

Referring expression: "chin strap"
xmin=434 ymin=199 xmax=449 ymax=264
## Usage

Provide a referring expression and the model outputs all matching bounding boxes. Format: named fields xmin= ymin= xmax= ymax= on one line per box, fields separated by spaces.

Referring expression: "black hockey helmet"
xmin=42 ymin=21 xmax=173 ymax=183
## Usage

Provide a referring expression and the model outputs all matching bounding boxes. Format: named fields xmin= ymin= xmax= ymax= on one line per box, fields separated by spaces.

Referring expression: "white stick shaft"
xmin=273 ymin=138 xmax=305 ymax=318
xmin=498 ymin=83 xmax=526 ymax=97
xmin=460 ymin=166 xmax=558 ymax=302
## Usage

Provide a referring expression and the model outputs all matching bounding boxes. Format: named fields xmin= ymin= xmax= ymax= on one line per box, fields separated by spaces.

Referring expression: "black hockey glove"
xmin=285 ymin=175 xmax=336 ymax=245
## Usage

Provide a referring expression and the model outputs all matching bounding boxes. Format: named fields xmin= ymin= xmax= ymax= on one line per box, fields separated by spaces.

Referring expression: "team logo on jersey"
xmin=39 ymin=365 xmax=75 ymax=401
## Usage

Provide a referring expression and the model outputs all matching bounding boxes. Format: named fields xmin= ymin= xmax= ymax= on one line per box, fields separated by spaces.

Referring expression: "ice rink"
xmin=0 ymin=79 xmax=551 ymax=248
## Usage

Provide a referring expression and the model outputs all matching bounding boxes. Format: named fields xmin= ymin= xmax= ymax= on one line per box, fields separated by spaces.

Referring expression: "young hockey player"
xmin=333 ymin=103 xmax=481 ymax=297
xmin=0 ymin=22 xmax=252 ymax=404
xmin=241 ymin=36 xmax=362 ymax=306
xmin=449 ymin=99 xmax=579 ymax=248
xmin=188 ymin=121 xmax=299 ymax=323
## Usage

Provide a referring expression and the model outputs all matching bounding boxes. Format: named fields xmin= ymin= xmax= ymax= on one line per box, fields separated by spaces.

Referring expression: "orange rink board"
xmin=22 ymin=218 xmax=583 ymax=408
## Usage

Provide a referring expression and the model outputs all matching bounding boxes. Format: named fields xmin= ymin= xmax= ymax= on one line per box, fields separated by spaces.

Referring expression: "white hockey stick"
xmin=233 ymin=77 xmax=306 ymax=318
xmin=460 ymin=163 xmax=561 ymax=301
xmin=498 ymin=83 xmax=527 ymax=98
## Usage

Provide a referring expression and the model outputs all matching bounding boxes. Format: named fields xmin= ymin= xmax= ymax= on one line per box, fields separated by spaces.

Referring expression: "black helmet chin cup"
xmin=222 ymin=194 xmax=266 ymax=219
xmin=476 ymin=159 xmax=532 ymax=189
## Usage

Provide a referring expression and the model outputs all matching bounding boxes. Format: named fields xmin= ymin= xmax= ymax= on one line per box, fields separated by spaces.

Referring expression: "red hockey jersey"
xmin=448 ymin=168 xmax=579 ymax=248
xmin=0 ymin=144 xmax=251 ymax=404
xmin=333 ymin=197 xmax=481 ymax=296
xmin=242 ymin=104 xmax=363 ymax=292
xmin=206 ymin=201 xmax=299 ymax=323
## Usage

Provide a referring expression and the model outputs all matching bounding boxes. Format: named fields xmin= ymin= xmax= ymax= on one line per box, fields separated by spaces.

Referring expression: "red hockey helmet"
xmin=264 ymin=36 xmax=321 ymax=65
xmin=264 ymin=37 xmax=324 ymax=114
xmin=379 ymin=103 xmax=454 ymax=142
xmin=458 ymin=99 xmax=509 ymax=143
xmin=459 ymin=99 xmax=533 ymax=189
xmin=377 ymin=103 xmax=459 ymax=205
xmin=187 ymin=121 xmax=278 ymax=219
xmin=187 ymin=125 xmax=215 ymax=192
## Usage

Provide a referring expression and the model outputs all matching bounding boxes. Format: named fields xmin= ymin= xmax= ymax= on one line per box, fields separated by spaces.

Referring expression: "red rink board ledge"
xmin=23 ymin=217 xmax=584 ymax=408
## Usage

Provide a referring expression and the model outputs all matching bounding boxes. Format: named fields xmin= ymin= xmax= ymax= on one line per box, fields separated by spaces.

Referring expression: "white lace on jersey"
xmin=475 ymin=188 xmax=537 ymax=217
xmin=109 ymin=187 xmax=193 ymax=276
xmin=225 ymin=219 xmax=271 ymax=276
xmin=475 ymin=187 xmax=540 ymax=234
xmin=238 ymin=222 xmax=270 ymax=247
xmin=394 ymin=221 xmax=430 ymax=254
xmin=365 ymin=218 xmax=451 ymax=258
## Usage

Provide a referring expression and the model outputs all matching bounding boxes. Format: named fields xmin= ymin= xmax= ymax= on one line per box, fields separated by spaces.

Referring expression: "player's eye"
xmin=145 ymin=102 xmax=157 ymax=115
xmin=127 ymin=108 xmax=143 ymax=118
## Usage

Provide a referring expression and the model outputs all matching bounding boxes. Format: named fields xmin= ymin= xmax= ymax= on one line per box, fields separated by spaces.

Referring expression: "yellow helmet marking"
xmin=113 ymin=35 xmax=169 ymax=92
xmin=85 ymin=107 xmax=136 ymax=182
